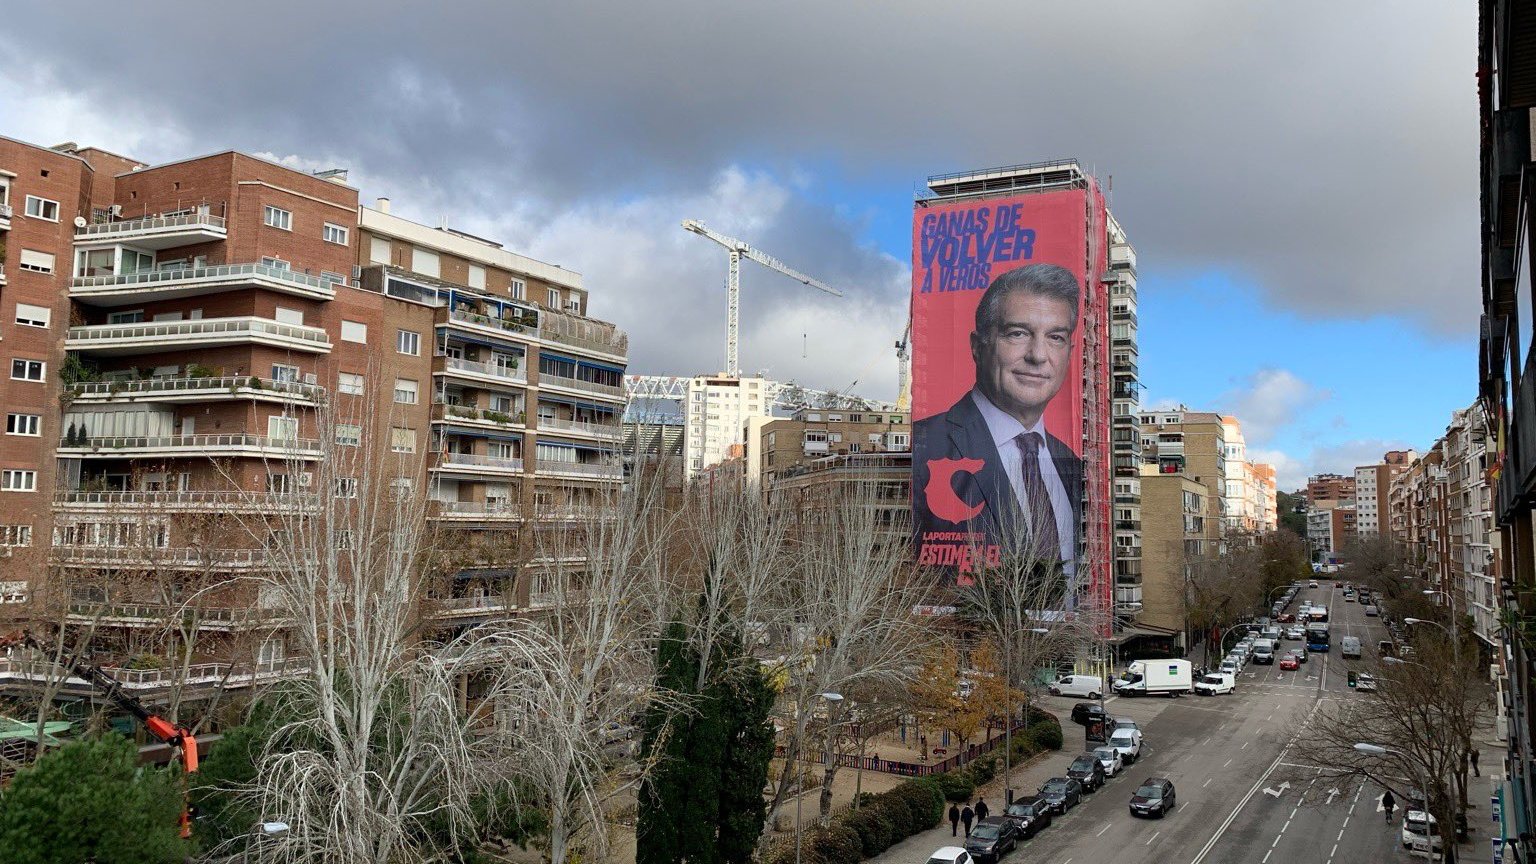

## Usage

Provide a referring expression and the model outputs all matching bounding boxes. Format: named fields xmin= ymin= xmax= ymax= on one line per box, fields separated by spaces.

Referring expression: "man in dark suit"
xmin=913 ymin=263 xmax=1084 ymax=580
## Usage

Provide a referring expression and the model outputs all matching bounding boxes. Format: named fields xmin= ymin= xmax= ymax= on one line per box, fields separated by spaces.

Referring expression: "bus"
xmin=1306 ymin=624 xmax=1330 ymax=653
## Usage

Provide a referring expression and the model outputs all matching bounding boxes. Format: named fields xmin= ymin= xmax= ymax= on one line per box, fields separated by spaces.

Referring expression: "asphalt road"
xmin=879 ymin=581 xmax=1430 ymax=864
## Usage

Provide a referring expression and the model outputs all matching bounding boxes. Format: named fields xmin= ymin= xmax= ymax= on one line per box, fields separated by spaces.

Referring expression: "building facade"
xmin=1136 ymin=467 xmax=1215 ymax=650
xmin=1107 ymin=213 xmax=1144 ymax=622
xmin=751 ymin=408 xmax=909 ymax=488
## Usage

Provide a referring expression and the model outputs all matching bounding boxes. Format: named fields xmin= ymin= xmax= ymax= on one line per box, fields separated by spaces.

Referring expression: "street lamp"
xmin=796 ymin=692 xmax=843 ymax=864
xmin=1355 ymin=743 xmax=1437 ymax=857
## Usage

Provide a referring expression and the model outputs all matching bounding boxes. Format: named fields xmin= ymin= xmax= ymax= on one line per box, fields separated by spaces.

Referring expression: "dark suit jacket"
xmin=913 ymin=390 xmax=1083 ymax=557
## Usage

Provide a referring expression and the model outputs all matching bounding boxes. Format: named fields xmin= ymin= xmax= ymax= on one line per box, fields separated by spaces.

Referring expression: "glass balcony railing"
xmin=74 ymin=211 xmax=226 ymax=239
xmin=70 ymin=375 xmax=325 ymax=402
xmin=71 ymin=262 xmax=336 ymax=300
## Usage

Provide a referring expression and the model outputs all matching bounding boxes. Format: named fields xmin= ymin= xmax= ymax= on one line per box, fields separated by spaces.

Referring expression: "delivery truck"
xmin=1114 ymin=659 xmax=1193 ymax=697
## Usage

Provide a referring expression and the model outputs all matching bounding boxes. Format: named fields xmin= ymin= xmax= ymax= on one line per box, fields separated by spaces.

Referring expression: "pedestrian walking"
xmin=975 ymin=797 xmax=989 ymax=820
xmin=961 ymin=805 xmax=975 ymax=836
xmin=1472 ymin=748 xmax=1481 ymax=777
xmin=949 ymin=803 xmax=961 ymax=837
xmin=1383 ymin=789 xmax=1396 ymax=823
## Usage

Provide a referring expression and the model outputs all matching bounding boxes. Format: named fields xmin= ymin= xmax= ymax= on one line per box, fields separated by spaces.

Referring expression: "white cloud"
xmin=1215 ymin=368 xmax=1329 ymax=446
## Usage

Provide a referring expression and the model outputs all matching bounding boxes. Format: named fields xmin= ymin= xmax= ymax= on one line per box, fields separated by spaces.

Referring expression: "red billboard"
xmin=911 ymin=181 xmax=1110 ymax=617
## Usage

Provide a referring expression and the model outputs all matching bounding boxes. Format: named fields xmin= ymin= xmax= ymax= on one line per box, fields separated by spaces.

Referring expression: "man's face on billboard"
xmin=971 ymin=290 xmax=1075 ymax=427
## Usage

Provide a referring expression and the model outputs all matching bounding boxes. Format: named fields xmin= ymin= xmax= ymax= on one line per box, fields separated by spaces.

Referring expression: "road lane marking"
xmin=1200 ymin=737 xmax=1210 ymax=746
xmin=1223 ymin=758 xmax=1232 ymax=768
xmin=1262 ymin=852 xmax=1272 ymax=864
xmin=1097 ymin=823 xmax=1110 ymax=837
xmin=1202 ymin=778 xmax=1211 ymax=788
xmin=1147 ymin=831 xmax=1160 ymax=845
xmin=1267 ymin=714 xmax=1274 ymax=721
xmin=1241 ymin=741 xmax=1249 ymax=750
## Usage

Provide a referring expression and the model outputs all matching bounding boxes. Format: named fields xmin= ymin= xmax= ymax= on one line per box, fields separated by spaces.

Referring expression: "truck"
xmin=1340 ymin=636 xmax=1362 ymax=659
xmin=1114 ymin=659 xmax=1193 ymax=697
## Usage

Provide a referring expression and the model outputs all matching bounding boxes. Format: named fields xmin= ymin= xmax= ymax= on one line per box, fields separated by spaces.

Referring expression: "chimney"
xmin=376 ymin=197 xmax=390 ymax=214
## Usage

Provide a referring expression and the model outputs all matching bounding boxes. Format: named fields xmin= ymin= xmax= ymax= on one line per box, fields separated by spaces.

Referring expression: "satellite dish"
xmin=73 ymin=216 xmax=87 ymax=228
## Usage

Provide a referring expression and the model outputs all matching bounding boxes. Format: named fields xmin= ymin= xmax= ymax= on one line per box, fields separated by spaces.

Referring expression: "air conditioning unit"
xmin=352 ymin=265 xmax=363 ymax=279
xmin=109 ymin=204 xmax=123 ymax=217
xmin=297 ymin=472 xmax=314 ymax=488
xmin=303 ymin=373 xmax=318 ymax=385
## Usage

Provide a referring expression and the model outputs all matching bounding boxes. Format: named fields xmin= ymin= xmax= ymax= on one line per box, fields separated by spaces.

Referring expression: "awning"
xmin=1111 ymin=624 xmax=1181 ymax=644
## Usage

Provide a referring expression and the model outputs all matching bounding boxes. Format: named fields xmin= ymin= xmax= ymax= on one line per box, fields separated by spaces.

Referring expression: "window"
xmin=390 ymin=427 xmax=416 ymax=453
xmin=547 ymin=288 xmax=560 ymax=307
xmin=260 ymin=256 xmax=290 ymax=270
xmin=6 ymin=414 xmax=40 ymax=436
xmin=24 ymin=195 xmax=59 ymax=221
xmin=341 ymin=320 xmax=368 ymax=343
xmin=263 ymin=205 xmax=292 ymax=230
xmin=0 ymin=525 xmax=31 ymax=547
xmin=412 ymin=248 xmax=440 ymax=278
xmin=370 ymin=235 xmax=391 ymax=264
xmin=10 ymin=359 xmax=43 ymax=381
xmin=335 ymin=424 xmax=361 ymax=447
xmin=393 ymin=378 xmax=418 ymax=404
xmin=1 ymin=470 xmax=36 ymax=492
xmin=13 ymin=303 xmax=49 ymax=328
xmin=336 ymin=529 xmax=355 ymax=550
xmin=18 ymin=250 xmax=55 ymax=274
xmin=467 ymin=264 xmax=486 ymax=289
xmin=323 ymin=222 xmax=349 ymax=245
xmin=271 ymin=364 xmax=300 ymax=383
xmin=396 ymin=329 xmax=420 ymax=356
xmin=267 ymin=416 xmax=299 ymax=441
xmin=510 ymin=278 xmax=526 ymax=300
xmin=108 ymin=310 xmax=144 ymax=324
xmin=337 ymin=372 xmax=365 ymax=395
xmin=320 ymin=271 xmax=346 ymax=286
xmin=334 ymin=477 xmax=358 ymax=499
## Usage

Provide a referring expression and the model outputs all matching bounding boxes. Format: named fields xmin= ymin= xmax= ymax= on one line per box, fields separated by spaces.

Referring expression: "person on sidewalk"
xmin=949 ymin=804 xmax=961 ymax=837
xmin=961 ymin=804 xmax=975 ymax=837
xmin=1472 ymin=748 xmax=1480 ymax=777
xmin=1383 ymin=789 xmax=1396 ymax=823
xmin=975 ymin=797 xmax=989 ymax=820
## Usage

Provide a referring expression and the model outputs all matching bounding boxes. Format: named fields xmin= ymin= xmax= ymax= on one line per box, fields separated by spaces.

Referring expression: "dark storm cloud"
xmin=0 ymin=0 xmax=1478 ymax=355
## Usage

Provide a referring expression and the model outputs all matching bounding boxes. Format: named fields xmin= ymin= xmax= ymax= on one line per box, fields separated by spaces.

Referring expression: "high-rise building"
xmin=1352 ymin=450 xmax=1415 ymax=538
xmin=1107 ymin=213 xmax=1143 ymax=622
xmin=750 ymin=408 xmax=909 ymax=487
xmin=1136 ymin=466 xmax=1217 ymax=653
xmin=679 ymin=375 xmax=770 ymax=482
xmin=1138 ymin=408 xmax=1227 ymax=511
xmin=0 ymin=139 xmax=626 ymax=701
xmin=1305 ymin=473 xmax=1356 ymax=508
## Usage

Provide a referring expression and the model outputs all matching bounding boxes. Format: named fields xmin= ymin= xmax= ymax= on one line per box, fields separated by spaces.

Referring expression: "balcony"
xmin=436 ymin=355 xmax=527 ymax=387
xmin=429 ymin=500 xmax=522 ymax=521
xmin=0 ymin=264 xmax=5 ymax=284
xmin=74 ymin=211 xmax=227 ymax=249
xmin=539 ymin=311 xmax=629 ymax=361
xmin=50 ymin=546 xmax=273 ymax=570
xmin=0 ymin=201 xmax=11 ymax=229
xmin=54 ymin=490 xmax=316 ymax=514
xmin=803 ymin=440 xmax=831 ymax=455
xmin=536 ymin=416 xmax=622 ymax=441
xmin=538 ymin=373 xmax=625 ymax=401
xmin=70 ymin=262 xmax=337 ymax=305
xmin=66 ymin=316 xmax=332 ymax=356
xmin=0 ymin=656 xmax=308 ymax=692
xmin=432 ymin=403 xmax=526 ymax=432
xmin=433 ymin=452 xmax=525 ymax=477
xmin=428 ymin=594 xmax=515 ymax=619
xmin=69 ymin=375 xmax=325 ymax=406
xmin=536 ymin=460 xmax=623 ymax=481
xmin=1110 ymin=245 xmax=1137 ymax=270
xmin=445 ymin=308 xmax=538 ymax=344
xmin=56 ymin=433 xmax=324 ymax=460
xmin=66 ymin=600 xmax=288 ymax=630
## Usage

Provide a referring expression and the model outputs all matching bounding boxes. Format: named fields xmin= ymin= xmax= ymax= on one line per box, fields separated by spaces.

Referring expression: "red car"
xmin=1279 ymin=655 xmax=1300 ymax=671
xmin=1276 ymin=613 xmax=1295 ymax=623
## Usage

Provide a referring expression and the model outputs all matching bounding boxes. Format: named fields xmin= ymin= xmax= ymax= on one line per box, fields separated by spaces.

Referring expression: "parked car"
xmin=1401 ymin=810 xmax=1442 ymax=854
xmin=1002 ymin=796 xmax=1054 ymax=838
xmin=1277 ymin=613 xmax=1296 ymax=624
xmin=1309 ymin=580 xmax=1319 ymax=588
xmin=1068 ymin=753 xmax=1108 ymax=791
xmin=1194 ymin=672 xmax=1235 ymax=695
xmin=1364 ymin=605 xmax=1379 ymax=617
xmin=1071 ymin=702 xmax=1108 ymax=727
xmin=1129 ymin=777 xmax=1178 ymax=818
xmin=1218 ymin=658 xmax=1240 ymax=675
xmin=1278 ymin=654 xmax=1299 ymax=671
xmin=1285 ymin=625 xmax=1306 ymax=640
xmin=925 ymin=847 xmax=973 ymax=864
xmin=1048 ymin=674 xmax=1104 ymax=699
xmin=963 ymin=817 xmax=1019 ymax=864
xmin=1108 ymin=727 xmax=1143 ymax=764
xmin=1356 ymin=673 xmax=1378 ymax=692
xmin=1092 ymin=746 xmax=1124 ymax=777
xmin=1038 ymin=777 xmax=1084 ymax=814
xmin=1287 ymin=649 xmax=1308 ymax=665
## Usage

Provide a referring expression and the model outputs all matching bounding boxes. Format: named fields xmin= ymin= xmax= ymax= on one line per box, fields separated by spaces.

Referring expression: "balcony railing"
xmin=430 ymin=500 xmax=522 ymax=519
xmin=0 ymin=656 xmax=308 ymax=689
xmin=0 ymin=203 xmax=12 ymax=219
xmin=446 ymin=308 xmax=538 ymax=339
xmin=433 ymin=404 xmax=525 ymax=428
xmin=540 ymin=314 xmax=629 ymax=357
xmin=435 ymin=452 xmax=525 ymax=472
xmin=429 ymin=594 xmax=514 ymax=616
xmin=66 ymin=600 xmax=287 ymax=627
xmin=70 ymin=261 xmax=336 ymax=300
xmin=66 ymin=316 xmax=332 ymax=352
xmin=537 ymin=460 xmax=623 ymax=480
xmin=50 ymin=547 xmax=272 ymax=568
xmin=439 ymin=355 xmax=527 ymax=384
xmin=538 ymin=373 xmax=625 ymax=399
xmin=75 ymin=211 xmax=227 ymax=239
xmin=536 ymin=416 xmax=622 ymax=439
xmin=56 ymin=433 xmax=324 ymax=458
xmin=71 ymin=375 xmax=325 ymax=403
xmin=54 ymin=490 xmax=315 ymax=513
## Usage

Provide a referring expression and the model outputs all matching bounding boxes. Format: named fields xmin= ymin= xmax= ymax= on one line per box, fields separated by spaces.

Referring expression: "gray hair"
xmin=974 ymin=263 xmax=1081 ymax=335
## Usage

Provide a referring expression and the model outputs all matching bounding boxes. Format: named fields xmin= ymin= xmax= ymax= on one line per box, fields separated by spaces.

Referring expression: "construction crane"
xmin=0 ymin=630 xmax=199 ymax=838
xmin=895 ymin=316 xmax=912 ymax=413
xmin=681 ymin=219 xmax=843 ymax=378
xmin=624 ymin=375 xmax=899 ymax=414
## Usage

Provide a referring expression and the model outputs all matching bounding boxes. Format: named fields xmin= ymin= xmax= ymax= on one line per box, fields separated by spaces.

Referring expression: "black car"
xmin=1129 ymin=777 xmax=1177 ymax=818
xmin=963 ymin=816 xmax=1019 ymax=863
xmin=1070 ymin=702 xmax=1108 ymax=727
xmin=1002 ymin=796 xmax=1054 ymax=838
xmin=1038 ymin=777 xmax=1084 ymax=814
xmin=1067 ymin=753 xmax=1107 ymax=792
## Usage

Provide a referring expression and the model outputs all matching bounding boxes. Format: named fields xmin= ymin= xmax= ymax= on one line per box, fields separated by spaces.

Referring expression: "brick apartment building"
xmin=0 ymin=138 xmax=626 ymax=702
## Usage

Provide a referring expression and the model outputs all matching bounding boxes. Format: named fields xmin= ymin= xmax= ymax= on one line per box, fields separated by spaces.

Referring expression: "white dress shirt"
xmin=971 ymin=389 xmax=1076 ymax=565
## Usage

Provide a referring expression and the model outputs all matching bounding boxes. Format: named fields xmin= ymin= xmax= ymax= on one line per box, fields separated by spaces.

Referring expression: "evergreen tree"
xmin=0 ymin=735 xmax=187 ymax=864
xmin=714 ymin=652 xmax=777 ymax=864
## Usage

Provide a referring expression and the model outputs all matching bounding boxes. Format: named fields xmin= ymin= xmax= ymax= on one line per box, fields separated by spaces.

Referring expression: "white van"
xmin=1340 ymin=636 xmax=1362 ymax=659
xmin=1048 ymin=674 xmax=1104 ymax=699
xmin=1251 ymin=639 xmax=1277 ymax=665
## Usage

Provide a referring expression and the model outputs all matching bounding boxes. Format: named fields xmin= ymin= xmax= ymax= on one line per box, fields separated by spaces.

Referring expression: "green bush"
xmin=807 ymin=823 xmax=862 ymax=863
xmin=1028 ymin=718 xmax=1064 ymax=752
xmin=840 ymin=806 xmax=896 ymax=857
xmin=967 ymin=755 xmax=997 ymax=785
xmin=935 ymin=769 xmax=975 ymax=802
xmin=897 ymin=780 xmax=942 ymax=832
xmin=911 ymin=776 xmax=946 ymax=825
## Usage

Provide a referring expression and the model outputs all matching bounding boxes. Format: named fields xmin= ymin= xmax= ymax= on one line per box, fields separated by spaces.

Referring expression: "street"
xmin=876 ymin=582 xmax=1420 ymax=864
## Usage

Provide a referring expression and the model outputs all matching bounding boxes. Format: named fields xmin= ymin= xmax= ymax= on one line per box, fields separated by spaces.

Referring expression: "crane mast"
xmin=681 ymin=219 xmax=843 ymax=377
xmin=895 ymin=316 xmax=912 ymax=412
